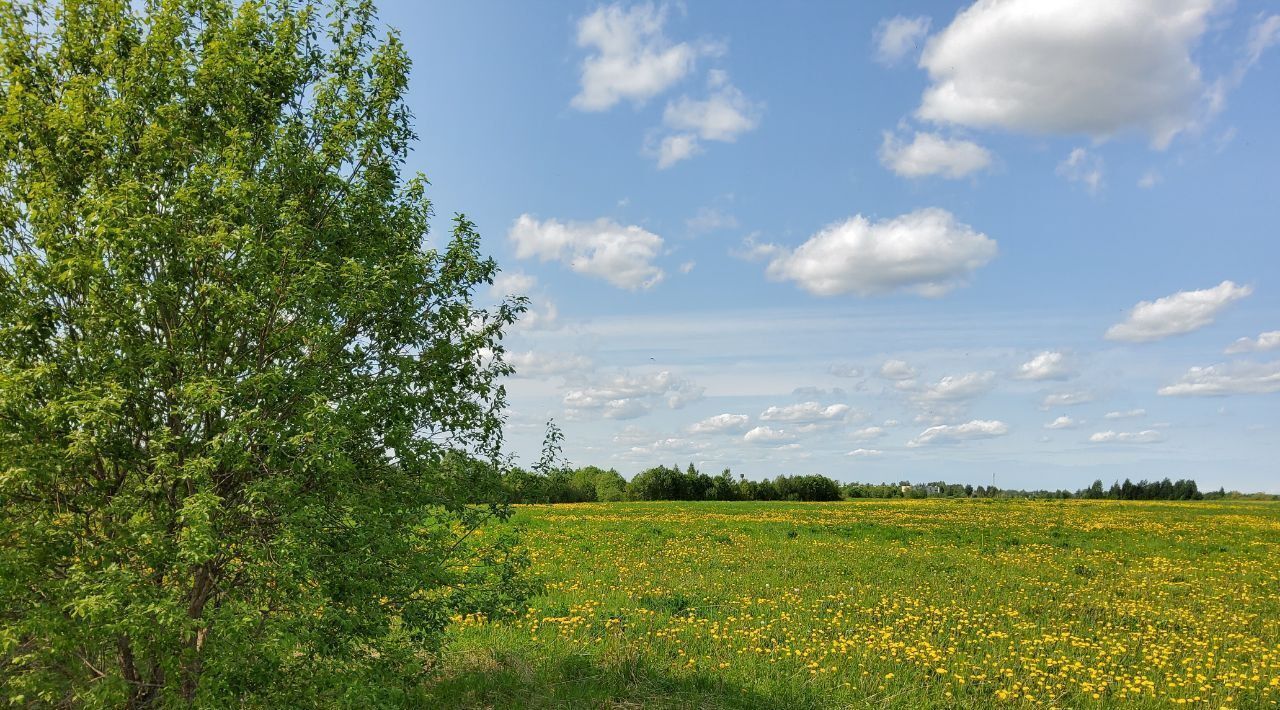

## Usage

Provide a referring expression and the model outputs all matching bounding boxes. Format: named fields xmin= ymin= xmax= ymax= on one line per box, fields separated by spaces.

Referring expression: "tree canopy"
xmin=0 ymin=0 xmax=530 ymax=704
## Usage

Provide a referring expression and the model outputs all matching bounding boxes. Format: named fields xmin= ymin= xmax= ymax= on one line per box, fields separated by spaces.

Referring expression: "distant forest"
xmin=469 ymin=458 xmax=1274 ymax=505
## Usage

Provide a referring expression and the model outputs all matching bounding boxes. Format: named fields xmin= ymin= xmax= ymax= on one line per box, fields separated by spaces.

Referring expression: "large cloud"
xmin=763 ymin=208 xmax=996 ymax=297
xmin=1105 ymin=281 xmax=1252 ymax=342
xmin=879 ymin=131 xmax=993 ymax=179
xmin=1157 ymin=360 xmax=1280 ymax=396
xmin=908 ymin=419 xmax=1009 ymax=446
xmin=916 ymin=0 xmax=1218 ymax=148
xmin=509 ymin=215 xmax=665 ymax=290
xmin=571 ymin=3 xmax=706 ymax=111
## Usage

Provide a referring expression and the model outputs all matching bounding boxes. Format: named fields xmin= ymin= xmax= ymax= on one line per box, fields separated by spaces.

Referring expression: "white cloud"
xmin=1157 ymin=360 xmax=1280 ymax=396
xmin=1015 ymin=351 xmax=1075 ymax=381
xmin=916 ymin=0 xmax=1218 ymax=148
xmin=763 ymin=208 xmax=997 ymax=297
xmin=564 ymin=370 xmax=702 ymax=419
xmin=1045 ymin=416 xmax=1081 ymax=430
xmin=491 ymin=272 xmax=560 ymax=330
xmin=1138 ymin=170 xmax=1163 ymax=189
xmin=687 ymin=413 xmax=751 ymax=435
xmin=655 ymin=72 xmax=762 ymax=168
xmin=509 ymin=214 xmax=665 ymax=290
xmin=1104 ymin=409 xmax=1147 ymax=420
xmin=873 ymin=15 xmax=931 ymax=66
xmin=851 ymin=426 xmax=887 ymax=441
xmin=759 ymin=401 xmax=851 ymax=424
xmin=678 ymin=260 xmax=696 ymax=274
xmin=743 ymin=426 xmax=794 ymax=444
xmin=918 ymin=371 xmax=995 ymax=401
xmin=507 ymin=351 xmax=592 ymax=378
xmin=879 ymin=131 xmax=993 ymax=179
xmin=847 ymin=448 xmax=884 ymax=458
xmin=571 ymin=3 xmax=705 ymax=111
xmin=1041 ymin=391 xmax=1094 ymax=408
xmin=1105 ymin=281 xmax=1253 ymax=342
xmin=490 ymin=271 xmax=537 ymax=298
xmin=655 ymin=133 xmax=702 ymax=168
xmin=1089 ymin=430 xmax=1163 ymax=444
xmin=908 ymin=419 xmax=1009 ymax=446
xmin=1226 ymin=331 xmax=1280 ymax=354
xmin=663 ymin=78 xmax=761 ymax=141
xmin=879 ymin=359 xmax=917 ymax=381
xmin=1057 ymin=148 xmax=1105 ymax=193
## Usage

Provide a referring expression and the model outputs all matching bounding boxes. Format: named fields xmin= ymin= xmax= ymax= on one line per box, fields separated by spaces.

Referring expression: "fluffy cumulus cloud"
xmin=873 ymin=15 xmax=931 ymax=66
xmin=563 ymin=370 xmax=702 ymax=419
xmin=763 ymin=208 xmax=997 ymax=297
xmin=1045 ymin=416 xmax=1081 ymax=430
xmin=918 ymin=371 xmax=996 ymax=401
xmin=655 ymin=133 xmax=701 ymax=168
xmin=1157 ymin=361 xmax=1280 ymax=396
xmin=759 ymin=402 xmax=851 ymax=424
xmin=847 ymin=448 xmax=884 ymax=458
xmin=743 ymin=426 xmax=794 ymax=444
xmin=571 ymin=3 xmax=706 ymax=111
xmin=1226 ymin=331 xmax=1280 ymax=354
xmin=654 ymin=70 xmax=762 ymax=168
xmin=1104 ymin=409 xmax=1147 ymax=420
xmin=916 ymin=0 xmax=1218 ymax=148
xmin=687 ymin=413 xmax=751 ymax=435
xmin=506 ymin=351 xmax=592 ymax=378
xmin=879 ymin=131 xmax=993 ymax=179
xmin=509 ymin=215 xmax=665 ymax=290
xmin=1015 ymin=351 xmax=1075 ymax=381
xmin=1089 ymin=430 xmax=1163 ymax=444
xmin=1105 ymin=281 xmax=1253 ymax=342
xmin=908 ymin=419 xmax=1009 ymax=446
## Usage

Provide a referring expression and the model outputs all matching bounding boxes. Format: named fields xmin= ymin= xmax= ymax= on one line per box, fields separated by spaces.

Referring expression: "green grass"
xmin=425 ymin=500 xmax=1280 ymax=708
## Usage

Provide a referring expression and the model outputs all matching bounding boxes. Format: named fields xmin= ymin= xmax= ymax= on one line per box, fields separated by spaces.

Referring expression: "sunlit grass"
xmin=428 ymin=500 xmax=1280 ymax=708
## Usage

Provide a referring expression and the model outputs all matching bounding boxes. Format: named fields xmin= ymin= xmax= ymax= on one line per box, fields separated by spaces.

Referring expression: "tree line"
xmin=487 ymin=460 xmax=1253 ymax=504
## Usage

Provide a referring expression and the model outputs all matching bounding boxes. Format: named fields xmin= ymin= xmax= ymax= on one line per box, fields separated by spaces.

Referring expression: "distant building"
xmin=925 ymin=484 xmax=941 ymax=495
xmin=900 ymin=484 xmax=912 ymax=494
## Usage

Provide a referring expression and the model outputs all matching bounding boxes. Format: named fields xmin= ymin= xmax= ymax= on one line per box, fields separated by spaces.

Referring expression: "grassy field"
xmin=426 ymin=500 xmax=1280 ymax=708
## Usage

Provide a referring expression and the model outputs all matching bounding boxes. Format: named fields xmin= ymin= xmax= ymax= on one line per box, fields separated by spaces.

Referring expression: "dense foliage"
xmin=0 ymin=0 xmax=531 ymax=705
xmin=499 ymin=463 xmax=1224 ymax=504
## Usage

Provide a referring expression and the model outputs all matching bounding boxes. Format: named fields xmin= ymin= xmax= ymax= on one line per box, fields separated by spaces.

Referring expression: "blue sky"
xmin=383 ymin=0 xmax=1279 ymax=492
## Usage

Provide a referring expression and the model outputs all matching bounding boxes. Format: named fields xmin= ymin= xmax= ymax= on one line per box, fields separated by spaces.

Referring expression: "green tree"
xmin=0 ymin=0 xmax=531 ymax=705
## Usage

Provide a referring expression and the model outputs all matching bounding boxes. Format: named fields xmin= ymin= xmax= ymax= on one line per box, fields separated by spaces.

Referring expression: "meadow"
xmin=428 ymin=499 xmax=1280 ymax=708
